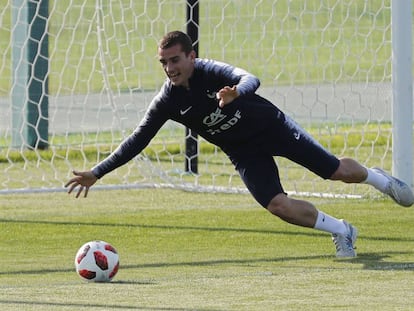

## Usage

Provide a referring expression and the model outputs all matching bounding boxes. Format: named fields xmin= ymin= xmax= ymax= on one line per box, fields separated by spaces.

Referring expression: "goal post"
xmin=11 ymin=0 xmax=49 ymax=150
xmin=391 ymin=0 xmax=413 ymax=187
xmin=1 ymin=0 xmax=412 ymax=198
xmin=185 ymin=0 xmax=199 ymax=174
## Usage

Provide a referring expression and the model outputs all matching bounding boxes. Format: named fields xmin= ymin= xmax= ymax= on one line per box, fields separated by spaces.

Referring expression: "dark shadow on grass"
xmin=120 ymin=251 xmax=414 ymax=271
xmin=111 ymin=279 xmax=157 ymax=285
xmin=0 ymin=217 xmax=324 ymax=237
xmin=2 ymin=251 xmax=414 ymax=276
xmin=0 ymin=300 xmax=224 ymax=311
xmin=343 ymin=252 xmax=414 ymax=271
xmin=0 ymin=255 xmax=321 ymax=276
xmin=2 ymin=218 xmax=414 ymax=243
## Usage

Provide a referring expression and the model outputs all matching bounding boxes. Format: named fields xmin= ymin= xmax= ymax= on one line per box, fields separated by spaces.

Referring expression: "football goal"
xmin=0 ymin=0 xmax=412 ymax=199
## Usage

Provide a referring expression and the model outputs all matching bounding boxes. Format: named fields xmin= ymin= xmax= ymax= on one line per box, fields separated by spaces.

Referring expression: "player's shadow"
xmin=118 ymin=251 xmax=414 ymax=272
xmin=1 ymin=252 xmax=413 ymax=277
xmin=343 ymin=252 xmax=414 ymax=270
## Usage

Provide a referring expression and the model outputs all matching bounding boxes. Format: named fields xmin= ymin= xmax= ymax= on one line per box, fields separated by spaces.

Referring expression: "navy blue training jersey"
xmin=92 ymin=58 xmax=285 ymax=178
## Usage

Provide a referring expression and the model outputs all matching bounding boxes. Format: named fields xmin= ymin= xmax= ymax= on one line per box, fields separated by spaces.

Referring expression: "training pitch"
xmin=1 ymin=188 xmax=414 ymax=310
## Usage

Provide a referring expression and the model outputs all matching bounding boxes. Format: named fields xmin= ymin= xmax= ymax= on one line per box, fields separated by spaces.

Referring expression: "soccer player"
xmin=65 ymin=30 xmax=414 ymax=258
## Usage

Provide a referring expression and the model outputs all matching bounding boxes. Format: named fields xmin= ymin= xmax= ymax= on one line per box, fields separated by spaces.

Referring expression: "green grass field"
xmin=1 ymin=1 xmax=412 ymax=309
xmin=1 ymin=188 xmax=414 ymax=310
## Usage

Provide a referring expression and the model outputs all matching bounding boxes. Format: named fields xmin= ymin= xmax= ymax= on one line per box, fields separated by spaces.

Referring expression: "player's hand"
xmin=217 ymin=86 xmax=238 ymax=108
xmin=65 ymin=170 xmax=98 ymax=198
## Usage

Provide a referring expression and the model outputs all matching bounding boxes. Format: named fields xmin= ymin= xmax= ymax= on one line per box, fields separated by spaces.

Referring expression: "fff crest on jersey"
xmin=203 ymin=108 xmax=227 ymax=127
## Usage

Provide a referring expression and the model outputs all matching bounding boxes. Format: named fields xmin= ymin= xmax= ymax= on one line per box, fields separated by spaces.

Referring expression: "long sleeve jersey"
xmin=92 ymin=58 xmax=284 ymax=179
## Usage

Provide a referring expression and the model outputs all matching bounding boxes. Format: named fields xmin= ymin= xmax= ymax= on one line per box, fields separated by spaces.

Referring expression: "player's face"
xmin=158 ymin=44 xmax=195 ymax=88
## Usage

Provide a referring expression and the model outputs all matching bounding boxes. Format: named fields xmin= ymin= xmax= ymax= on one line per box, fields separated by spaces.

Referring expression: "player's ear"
xmin=189 ymin=50 xmax=196 ymax=62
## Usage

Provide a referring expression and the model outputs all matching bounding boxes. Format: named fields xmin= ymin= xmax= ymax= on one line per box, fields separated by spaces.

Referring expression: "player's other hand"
xmin=65 ymin=170 xmax=98 ymax=198
xmin=217 ymin=86 xmax=238 ymax=108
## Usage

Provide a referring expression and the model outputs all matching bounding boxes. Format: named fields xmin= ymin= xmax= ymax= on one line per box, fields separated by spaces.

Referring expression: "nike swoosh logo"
xmin=180 ymin=106 xmax=192 ymax=115
xmin=293 ymin=132 xmax=301 ymax=140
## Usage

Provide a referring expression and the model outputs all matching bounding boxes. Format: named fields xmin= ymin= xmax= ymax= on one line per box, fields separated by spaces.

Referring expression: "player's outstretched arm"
xmin=65 ymin=170 xmax=98 ymax=198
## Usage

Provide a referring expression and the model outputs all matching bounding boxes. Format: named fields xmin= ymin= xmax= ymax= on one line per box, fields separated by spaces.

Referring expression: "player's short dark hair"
xmin=159 ymin=31 xmax=194 ymax=55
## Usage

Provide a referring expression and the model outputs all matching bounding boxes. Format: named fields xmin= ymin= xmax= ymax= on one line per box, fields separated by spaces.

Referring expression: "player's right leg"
xmin=231 ymin=153 xmax=357 ymax=257
xmin=267 ymin=194 xmax=357 ymax=257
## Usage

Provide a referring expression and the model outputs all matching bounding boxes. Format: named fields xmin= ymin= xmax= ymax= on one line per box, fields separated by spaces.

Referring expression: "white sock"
xmin=314 ymin=211 xmax=347 ymax=235
xmin=362 ymin=167 xmax=389 ymax=192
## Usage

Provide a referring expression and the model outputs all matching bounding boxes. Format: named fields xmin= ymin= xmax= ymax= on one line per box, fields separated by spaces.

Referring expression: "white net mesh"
xmin=1 ymin=0 xmax=394 ymax=198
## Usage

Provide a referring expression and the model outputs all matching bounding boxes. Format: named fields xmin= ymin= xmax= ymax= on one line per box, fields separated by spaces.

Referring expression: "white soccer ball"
xmin=74 ymin=240 xmax=119 ymax=282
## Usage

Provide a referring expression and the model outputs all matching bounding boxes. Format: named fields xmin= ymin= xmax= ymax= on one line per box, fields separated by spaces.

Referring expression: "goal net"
xmin=1 ymin=0 xmax=395 ymax=199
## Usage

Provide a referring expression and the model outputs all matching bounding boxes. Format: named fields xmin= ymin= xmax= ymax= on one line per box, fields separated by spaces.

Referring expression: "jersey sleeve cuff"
xmin=91 ymin=167 xmax=104 ymax=179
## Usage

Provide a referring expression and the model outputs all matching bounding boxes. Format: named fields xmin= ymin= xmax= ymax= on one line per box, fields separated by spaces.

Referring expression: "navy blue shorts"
xmin=226 ymin=115 xmax=340 ymax=208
